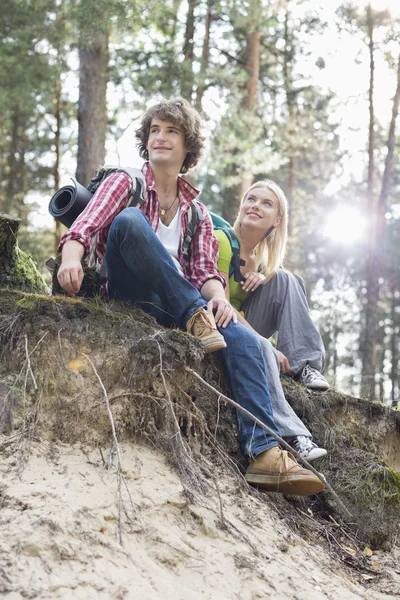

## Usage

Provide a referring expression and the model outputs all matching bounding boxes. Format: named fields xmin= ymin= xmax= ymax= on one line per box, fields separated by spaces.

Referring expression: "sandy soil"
xmin=0 ymin=440 xmax=399 ymax=600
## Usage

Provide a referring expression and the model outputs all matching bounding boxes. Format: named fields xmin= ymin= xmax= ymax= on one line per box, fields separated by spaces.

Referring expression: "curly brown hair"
xmin=135 ymin=98 xmax=206 ymax=174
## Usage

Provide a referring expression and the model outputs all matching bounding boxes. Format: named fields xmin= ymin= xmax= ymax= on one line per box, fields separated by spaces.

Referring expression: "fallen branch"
xmin=186 ymin=367 xmax=352 ymax=519
xmin=24 ymin=335 xmax=38 ymax=390
xmin=82 ymin=353 xmax=136 ymax=545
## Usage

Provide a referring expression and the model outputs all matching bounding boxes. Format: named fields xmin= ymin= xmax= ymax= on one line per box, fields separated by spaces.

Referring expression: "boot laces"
xmin=276 ymin=448 xmax=301 ymax=474
xmin=191 ymin=310 xmax=215 ymax=334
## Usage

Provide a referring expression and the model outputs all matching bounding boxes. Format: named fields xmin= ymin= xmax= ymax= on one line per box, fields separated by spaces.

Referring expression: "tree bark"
xmin=223 ymin=0 xmax=261 ymax=222
xmin=390 ymin=281 xmax=398 ymax=407
xmin=0 ymin=213 xmax=20 ymax=259
xmin=195 ymin=0 xmax=213 ymax=111
xmin=76 ymin=30 xmax=109 ymax=186
xmin=237 ymin=0 xmax=261 ymax=198
xmin=360 ymin=4 xmax=377 ymax=398
xmin=283 ymin=0 xmax=296 ymax=242
xmin=54 ymin=73 xmax=62 ymax=254
xmin=361 ymin=52 xmax=400 ymax=399
xmin=181 ymin=0 xmax=197 ymax=101
xmin=5 ymin=108 xmax=25 ymax=218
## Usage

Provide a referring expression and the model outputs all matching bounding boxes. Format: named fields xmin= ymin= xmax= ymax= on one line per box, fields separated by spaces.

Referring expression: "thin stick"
xmin=156 ymin=341 xmax=212 ymax=498
xmin=24 ymin=335 xmax=38 ymax=390
xmin=82 ymin=353 xmax=126 ymax=545
xmin=212 ymin=472 xmax=225 ymax=528
xmin=214 ymin=394 xmax=221 ymax=439
xmin=186 ymin=367 xmax=352 ymax=519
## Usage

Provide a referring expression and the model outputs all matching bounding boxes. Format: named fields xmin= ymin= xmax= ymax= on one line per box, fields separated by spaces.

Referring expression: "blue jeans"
xmin=106 ymin=208 xmax=205 ymax=328
xmin=105 ymin=208 xmax=280 ymax=457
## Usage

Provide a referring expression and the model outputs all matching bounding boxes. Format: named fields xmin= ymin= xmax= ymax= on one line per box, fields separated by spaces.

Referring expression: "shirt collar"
xmin=141 ymin=162 xmax=200 ymax=205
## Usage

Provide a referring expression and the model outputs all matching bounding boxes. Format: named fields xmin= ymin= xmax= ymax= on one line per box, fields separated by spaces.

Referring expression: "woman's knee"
xmin=274 ymin=269 xmax=306 ymax=294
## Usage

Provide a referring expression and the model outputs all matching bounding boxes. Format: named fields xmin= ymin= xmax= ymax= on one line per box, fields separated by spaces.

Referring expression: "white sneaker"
xmin=290 ymin=436 xmax=327 ymax=462
xmin=300 ymin=365 xmax=330 ymax=391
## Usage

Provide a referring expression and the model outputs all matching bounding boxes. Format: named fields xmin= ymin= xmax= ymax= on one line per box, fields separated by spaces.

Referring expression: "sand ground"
xmin=0 ymin=440 xmax=399 ymax=600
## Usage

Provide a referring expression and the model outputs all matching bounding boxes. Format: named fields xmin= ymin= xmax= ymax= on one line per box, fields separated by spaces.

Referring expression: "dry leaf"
xmin=344 ymin=546 xmax=357 ymax=555
xmin=363 ymin=547 xmax=373 ymax=557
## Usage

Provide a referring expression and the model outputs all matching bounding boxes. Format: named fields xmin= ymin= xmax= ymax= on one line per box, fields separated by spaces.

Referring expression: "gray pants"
xmin=243 ymin=270 xmax=325 ymax=376
xmin=258 ymin=335 xmax=311 ymax=439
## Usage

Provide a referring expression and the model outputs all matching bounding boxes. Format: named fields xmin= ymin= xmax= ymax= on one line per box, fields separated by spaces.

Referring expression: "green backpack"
xmin=182 ymin=201 xmax=244 ymax=283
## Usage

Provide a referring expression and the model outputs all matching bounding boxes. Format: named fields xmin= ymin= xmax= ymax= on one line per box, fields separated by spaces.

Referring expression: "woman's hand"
xmin=241 ymin=272 xmax=266 ymax=292
xmin=276 ymin=350 xmax=291 ymax=373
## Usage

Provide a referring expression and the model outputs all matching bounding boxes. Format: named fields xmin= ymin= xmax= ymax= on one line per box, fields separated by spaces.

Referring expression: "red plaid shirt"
xmin=58 ymin=162 xmax=225 ymax=291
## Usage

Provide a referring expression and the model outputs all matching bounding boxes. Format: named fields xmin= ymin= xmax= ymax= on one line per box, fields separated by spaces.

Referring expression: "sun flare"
xmin=323 ymin=207 xmax=367 ymax=245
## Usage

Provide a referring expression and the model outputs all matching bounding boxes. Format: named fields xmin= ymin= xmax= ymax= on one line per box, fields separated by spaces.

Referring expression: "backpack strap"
xmin=214 ymin=226 xmax=245 ymax=283
xmin=181 ymin=200 xmax=204 ymax=259
xmin=87 ymin=166 xmax=146 ymax=207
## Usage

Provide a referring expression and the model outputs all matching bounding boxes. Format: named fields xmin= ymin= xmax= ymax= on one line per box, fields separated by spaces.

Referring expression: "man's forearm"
xmin=61 ymin=240 xmax=85 ymax=264
xmin=200 ymin=278 xmax=225 ymax=301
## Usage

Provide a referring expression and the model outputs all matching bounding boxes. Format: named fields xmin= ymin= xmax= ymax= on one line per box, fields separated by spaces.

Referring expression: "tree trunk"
xmin=360 ymin=4 xmax=377 ymax=398
xmin=0 ymin=213 xmax=47 ymax=293
xmin=283 ymin=0 xmax=296 ymax=255
xmin=222 ymin=174 xmax=238 ymax=225
xmin=361 ymin=52 xmax=400 ymax=398
xmin=54 ymin=73 xmax=62 ymax=254
xmin=223 ymin=0 xmax=261 ymax=221
xmin=76 ymin=30 xmax=109 ymax=186
xmin=238 ymin=0 xmax=260 ymax=198
xmin=195 ymin=0 xmax=213 ymax=111
xmin=181 ymin=0 xmax=197 ymax=100
xmin=0 ymin=213 xmax=20 ymax=259
xmin=5 ymin=108 xmax=25 ymax=218
xmin=390 ymin=281 xmax=398 ymax=407
xmin=378 ymin=349 xmax=385 ymax=402
xmin=366 ymin=3 xmax=375 ymax=219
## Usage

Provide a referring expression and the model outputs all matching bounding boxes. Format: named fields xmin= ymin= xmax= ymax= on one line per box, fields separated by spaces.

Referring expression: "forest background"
xmin=1 ymin=0 xmax=399 ymax=405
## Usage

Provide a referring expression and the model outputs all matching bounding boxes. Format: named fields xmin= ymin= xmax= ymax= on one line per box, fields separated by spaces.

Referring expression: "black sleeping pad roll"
xmin=48 ymin=178 xmax=93 ymax=228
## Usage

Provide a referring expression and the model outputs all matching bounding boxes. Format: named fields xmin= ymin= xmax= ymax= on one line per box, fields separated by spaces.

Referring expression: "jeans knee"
xmin=222 ymin=321 xmax=262 ymax=353
xmin=110 ymin=207 xmax=148 ymax=241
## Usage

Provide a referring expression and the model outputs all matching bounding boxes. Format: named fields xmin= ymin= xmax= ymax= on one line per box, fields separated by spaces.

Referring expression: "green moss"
xmin=13 ymin=245 xmax=47 ymax=293
xmin=1 ymin=289 xmax=157 ymax=330
xmin=385 ymin=467 xmax=400 ymax=487
xmin=384 ymin=493 xmax=400 ymax=506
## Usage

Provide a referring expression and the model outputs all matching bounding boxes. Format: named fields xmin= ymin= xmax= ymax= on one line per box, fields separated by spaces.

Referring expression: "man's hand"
xmin=276 ymin=350 xmax=291 ymax=373
xmin=57 ymin=240 xmax=86 ymax=296
xmin=241 ymin=272 xmax=266 ymax=292
xmin=57 ymin=259 xmax=84 ymax=296
xmin=200 ymin=279 xmax=237 ymax=328
xmin=207 ymin=296 xmax=237 ymax=328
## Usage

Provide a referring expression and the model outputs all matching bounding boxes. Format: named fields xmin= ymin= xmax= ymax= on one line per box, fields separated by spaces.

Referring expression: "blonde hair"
xmin=233 ymin=180 xmax=288 ymax=281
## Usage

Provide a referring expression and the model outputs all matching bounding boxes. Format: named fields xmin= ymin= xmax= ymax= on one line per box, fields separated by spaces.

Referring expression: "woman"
xmin=215 ymin=180 xmax=327 ymax=461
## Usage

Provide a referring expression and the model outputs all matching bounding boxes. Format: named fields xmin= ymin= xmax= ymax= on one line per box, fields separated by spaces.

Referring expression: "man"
xmin=58 ymin=97 xmax=325 ymax=496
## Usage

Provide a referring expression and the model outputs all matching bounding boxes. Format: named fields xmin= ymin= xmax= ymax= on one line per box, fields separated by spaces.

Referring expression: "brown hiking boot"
xmin=186 ymin=308 xmax=227 ymax=353
xmin=245 ymin=446 xmax=325 ymax=496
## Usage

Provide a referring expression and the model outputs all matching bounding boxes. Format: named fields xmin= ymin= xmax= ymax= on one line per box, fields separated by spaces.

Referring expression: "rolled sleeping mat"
xmin=48 ymin=178 xmax=93 ymax=228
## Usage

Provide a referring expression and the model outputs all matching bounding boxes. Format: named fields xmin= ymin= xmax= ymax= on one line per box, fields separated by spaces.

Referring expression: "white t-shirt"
xmin=156 ymin=208 xmax=184 ymax=277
